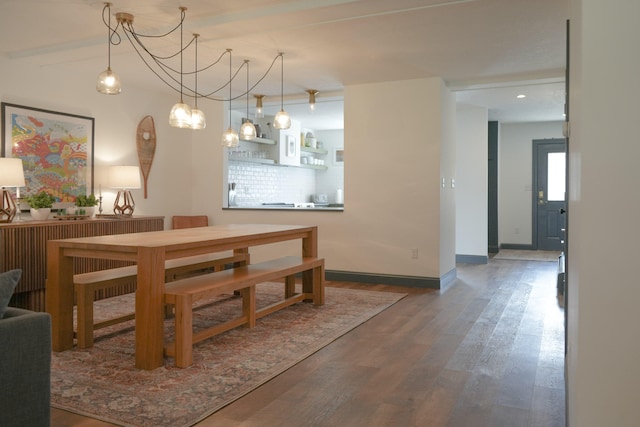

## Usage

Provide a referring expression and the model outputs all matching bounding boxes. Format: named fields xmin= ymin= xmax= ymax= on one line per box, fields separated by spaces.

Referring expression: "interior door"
xmin=533 ymin=139 xmax=567 ymax=250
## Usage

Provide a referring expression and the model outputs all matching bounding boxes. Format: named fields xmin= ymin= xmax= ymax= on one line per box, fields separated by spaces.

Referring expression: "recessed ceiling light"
xmin=516 ymin=94 xmax=526 ymax=99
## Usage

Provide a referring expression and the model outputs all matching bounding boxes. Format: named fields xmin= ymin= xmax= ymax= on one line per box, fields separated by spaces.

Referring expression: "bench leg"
xmin=302 ymin=262 xmax=325 ymax=306
xmin=284 ymin=275 xmax=296 ymax=298
xmin=76 ymin=286 xmax=94 ymax=348
xmin=174 ymin=294 xmax=194 ymax=368
xmin=312 ymin=263 xmax=325 ymax=306
xmin=242 ymin=286 xmax=256 ymax=328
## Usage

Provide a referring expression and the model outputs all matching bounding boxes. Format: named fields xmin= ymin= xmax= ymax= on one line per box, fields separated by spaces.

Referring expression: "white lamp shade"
xmin=109 ymin=166 xmax=141 ymax=189
xmin=0 ymin=158 xmax=26 ymax=187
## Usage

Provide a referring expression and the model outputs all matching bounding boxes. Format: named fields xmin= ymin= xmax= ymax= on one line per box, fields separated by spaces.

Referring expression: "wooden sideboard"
xmin=0 ymin=216 xmax=164 ymax=311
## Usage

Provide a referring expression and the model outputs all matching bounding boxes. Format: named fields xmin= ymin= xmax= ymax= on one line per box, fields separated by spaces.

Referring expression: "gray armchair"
xmin=0 ymin=307 xmax=52 ymax=427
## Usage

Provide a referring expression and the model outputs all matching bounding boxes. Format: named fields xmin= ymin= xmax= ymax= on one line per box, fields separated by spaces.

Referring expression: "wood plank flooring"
xmin=51 ymin=259 xmax=565 ymax=426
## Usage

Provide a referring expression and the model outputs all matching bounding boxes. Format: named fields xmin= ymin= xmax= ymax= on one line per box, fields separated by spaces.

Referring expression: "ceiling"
xmin=0 ymin=0 xmax=568 ymax=129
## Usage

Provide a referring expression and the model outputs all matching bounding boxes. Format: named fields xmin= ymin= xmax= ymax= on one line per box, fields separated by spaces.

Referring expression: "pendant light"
xmin=169 ymin=7 xmax=192 ymax=128
xmin=240 ymin=60 xmax=257 ymax=140
xmin=96 ymin=2 xmax=122 ymax=95
xmin=222 ymin=49 xmax=239 ymax=147
xmin=273 ymin=53 xmax=291 ymax=129
xmin=190 ymin=33 xmax=206 ymax=130
xmin=307 ymin=90 xmax=319 ymax=112
xmin=254 ymin=94 xmax=265 ymax=119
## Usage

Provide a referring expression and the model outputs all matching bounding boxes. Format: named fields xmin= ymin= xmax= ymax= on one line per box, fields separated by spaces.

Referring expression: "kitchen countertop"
xmin=225 ymin=203 xmax=344 ymax=211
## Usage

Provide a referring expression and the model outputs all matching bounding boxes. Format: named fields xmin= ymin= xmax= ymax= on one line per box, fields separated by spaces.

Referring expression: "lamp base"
xmin=113 ymin=190 xmax=135 ymax=216
xmin=0 ymin=188 xmax=17 ymax=223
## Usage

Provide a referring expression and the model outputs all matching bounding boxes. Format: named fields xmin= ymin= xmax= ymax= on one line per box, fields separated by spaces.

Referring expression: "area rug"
xmin=51 ymin=283 xmax=406 ymax=427
xmin=493 ymin=249 xmax=561 ymax=262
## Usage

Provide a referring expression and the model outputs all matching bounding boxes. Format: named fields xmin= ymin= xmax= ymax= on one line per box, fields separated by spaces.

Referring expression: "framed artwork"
xmin=1 ymin=102 xmax=95 ymax=208
xmin=333 ymin=147 xmax=344 ymax=166
xmin=286 ymin=135 xmax=296 ymax=157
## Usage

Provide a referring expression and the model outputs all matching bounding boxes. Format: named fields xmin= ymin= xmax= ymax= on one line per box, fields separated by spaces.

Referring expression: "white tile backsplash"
xmin=228 ymin=161 xmax=316 ymax=206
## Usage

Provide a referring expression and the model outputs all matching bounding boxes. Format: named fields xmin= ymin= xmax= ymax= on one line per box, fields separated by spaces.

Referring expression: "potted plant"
xmin=24 ymin=191 xmax=56 ymax=221
xmin=74 ymin=194 xmax=98 ymax=217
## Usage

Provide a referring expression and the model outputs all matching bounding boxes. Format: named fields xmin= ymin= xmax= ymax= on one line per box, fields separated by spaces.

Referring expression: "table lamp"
xmin=109 ymin=165 xmax=141 ymax=216
xmin=0 ymin=158 xmax=26 ymax=223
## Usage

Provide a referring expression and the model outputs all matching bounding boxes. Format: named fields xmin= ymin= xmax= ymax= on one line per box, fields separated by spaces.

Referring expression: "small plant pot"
xmin=30 ymin=208 xmax=51 ymax=221
xmin=75 ymin=206 xmax=95 ymax=217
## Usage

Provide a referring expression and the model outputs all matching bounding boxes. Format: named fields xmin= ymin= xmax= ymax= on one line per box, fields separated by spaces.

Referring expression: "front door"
xmin=533 ymin=139 xmax=566 ymax=251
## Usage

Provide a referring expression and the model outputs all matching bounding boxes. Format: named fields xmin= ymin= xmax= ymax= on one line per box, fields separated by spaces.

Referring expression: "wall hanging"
xmin=136 ymin=115 xmax=156 ymax=199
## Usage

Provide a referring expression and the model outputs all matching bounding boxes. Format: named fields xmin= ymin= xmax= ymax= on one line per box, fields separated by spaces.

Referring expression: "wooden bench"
xmin=74 ymin=252 xmax=249 ymax=348
xmin=164 ymin=255 xmax=325 ymax=368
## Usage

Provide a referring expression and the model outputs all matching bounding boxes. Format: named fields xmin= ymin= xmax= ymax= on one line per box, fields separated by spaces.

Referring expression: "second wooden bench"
xmin=164 ymin=255 xmax=325 ymax=368
xmin=74 ymin=251 xmax=249 ymax=348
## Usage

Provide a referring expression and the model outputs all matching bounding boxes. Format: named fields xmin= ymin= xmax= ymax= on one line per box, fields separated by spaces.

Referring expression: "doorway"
xmin=532 ymin=139 xmax=566 ymax=250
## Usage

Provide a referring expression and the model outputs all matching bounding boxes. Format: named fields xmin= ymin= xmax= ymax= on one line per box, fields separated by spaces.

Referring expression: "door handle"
xmin=560 ymin=208 xmax=566 ymax=214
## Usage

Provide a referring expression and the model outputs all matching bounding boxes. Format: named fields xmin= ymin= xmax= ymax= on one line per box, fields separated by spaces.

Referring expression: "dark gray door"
xmin=533 ymin=139 xmax=566 ymax=251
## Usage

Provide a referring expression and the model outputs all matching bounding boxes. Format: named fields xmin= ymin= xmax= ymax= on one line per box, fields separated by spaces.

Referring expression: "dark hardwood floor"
xmin=51 ymin=259 xmax=565 ymax=426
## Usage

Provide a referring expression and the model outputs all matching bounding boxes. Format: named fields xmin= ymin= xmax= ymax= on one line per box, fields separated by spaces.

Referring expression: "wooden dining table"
xmin=46 ymin=223 xmax=318 ymax=370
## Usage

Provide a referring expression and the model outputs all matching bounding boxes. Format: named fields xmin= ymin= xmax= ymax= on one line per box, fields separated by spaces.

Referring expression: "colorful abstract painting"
xmin=1 ymin=103 xmax=94 ymax=206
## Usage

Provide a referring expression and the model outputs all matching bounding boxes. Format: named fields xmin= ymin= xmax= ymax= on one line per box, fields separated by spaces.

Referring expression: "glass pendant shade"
xmin=274 ymin=109 xmax=291 ymax=129
xmin=191 ymin=109 xmax=206 ymax=130
xmin=96 ymin=67 xmax=122 ymax=94
xmin=240 ymin=120 xmax=257 ymax=140
xmin=254 ymin=95 xmax=265 ymax=118
xmin=169 ymin=102 xmax=193 ymax=128
xmin=307 ymin=90 xmax=318 ymax=112
xmin=222 ymin=127 xmax=239 ymax=147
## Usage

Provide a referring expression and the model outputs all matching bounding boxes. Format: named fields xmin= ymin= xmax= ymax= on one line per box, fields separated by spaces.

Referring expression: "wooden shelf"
xmin=240 ymin=136 xmax=276 ymax=145
xmin=228 ymin=156 xmax=276 ymax=165
xmin=301 ymin=146 xmax=328 ymax=155
xmin=298 ymin=164 xmax=328 ymax=170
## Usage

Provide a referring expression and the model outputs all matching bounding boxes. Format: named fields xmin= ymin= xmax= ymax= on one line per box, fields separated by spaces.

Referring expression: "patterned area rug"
xmin=493 ymin=249 xmax=561 ymax=262
xmin=51 ymin=283 xmax=406 ymax=427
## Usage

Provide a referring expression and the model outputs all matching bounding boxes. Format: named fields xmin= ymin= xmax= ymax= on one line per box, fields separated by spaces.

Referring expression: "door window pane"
xmin=547 ymin=152 xmax=566 ymax=201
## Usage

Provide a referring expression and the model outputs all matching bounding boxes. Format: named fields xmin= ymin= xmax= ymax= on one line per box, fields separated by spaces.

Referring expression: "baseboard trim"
xmin=456 ymin=254 xmax=488 ymax=264
xmin=500 ymin=243 xmax=535 ymax=250
xmin=325 ymin=270 xmax=450 ymax=289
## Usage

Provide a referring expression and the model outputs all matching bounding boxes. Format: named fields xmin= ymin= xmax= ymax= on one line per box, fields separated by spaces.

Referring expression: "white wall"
xmin=0 ymin=57 xmax=195 ymax=230
xmin=209 ymin=78 xmax=456 ymax=280
xmin=499 ymin=121 xmax=564 ymax=245
xmin=439 ymin=81 xmax=457 ymax=275
xmin=1 ymin=55 xmax=456 ymax=282
xmin=567 ymin=0 xmax=640 ymax=425
xmin=455 ymin=105 xmax=488 ymax=259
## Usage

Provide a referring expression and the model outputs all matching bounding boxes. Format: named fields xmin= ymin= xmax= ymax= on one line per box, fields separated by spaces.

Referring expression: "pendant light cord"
xmin=194 ymin=34 xmax=198 ymax=108
xmin=228 ymin=49 xmax=233 ymax=127
xmin=179 ymin=7 xmax=185 ymax=103
xmin=107 ymin=4 xmax=112 ymax=68
xmin=280 ymin=52 xmax=284 ymax=110
xmin=245 ymin=60 xmax=250 ymax=118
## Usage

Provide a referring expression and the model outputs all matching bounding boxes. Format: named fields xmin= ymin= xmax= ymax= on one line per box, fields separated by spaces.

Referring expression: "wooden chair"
xmin=172 ymin=215 xmax=209 ymax=229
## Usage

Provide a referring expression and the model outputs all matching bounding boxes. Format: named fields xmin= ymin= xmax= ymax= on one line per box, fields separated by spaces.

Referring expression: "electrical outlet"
xmin=411 ymin=248 xmax=419 ymax=259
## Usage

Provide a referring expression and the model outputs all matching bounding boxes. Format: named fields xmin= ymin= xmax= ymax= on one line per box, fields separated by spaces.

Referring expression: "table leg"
xmin=135 ymin=246 xmax=166 ymax=370
xmin=302 ymin=227 xmax=319 ymax=298
xmin=302 ymin=227 xmax=318 ymax=258
xmin=46 ymin=241 xmax=75 ymax=351
xmin=233 ymin=247 xmax=250 ymax=266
